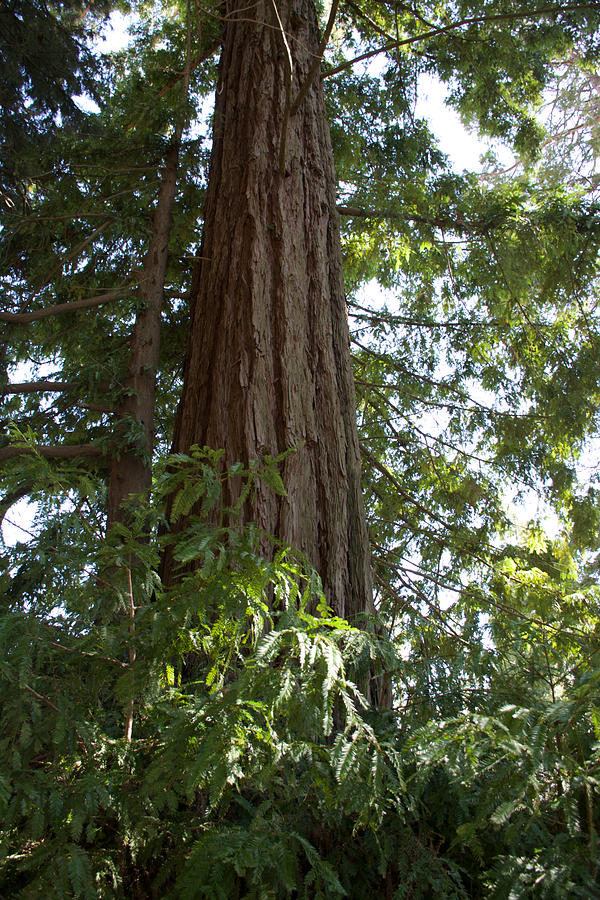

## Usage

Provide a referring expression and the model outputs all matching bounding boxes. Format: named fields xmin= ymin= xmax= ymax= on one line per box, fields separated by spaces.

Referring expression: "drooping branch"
xmin=360 ymin=441 xmax=452 ymax=532
xmin=0 ymin=287 xmax=132 ymax=325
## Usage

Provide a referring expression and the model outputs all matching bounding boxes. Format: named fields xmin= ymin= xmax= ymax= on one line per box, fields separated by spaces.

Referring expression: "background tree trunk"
xmin=166 ymin=0 xmax=373 ymax=622
xmin=106 ymin=144 xmax=179 ymax=530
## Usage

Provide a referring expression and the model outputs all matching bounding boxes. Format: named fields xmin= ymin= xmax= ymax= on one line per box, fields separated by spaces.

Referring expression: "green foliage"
xmin=2 ymin=453 xmax=600 ymax=896
xmin=0 ymin=0 xmax=110 ymax=196
xmin=0 ymin=454 xmax=407 ymax=897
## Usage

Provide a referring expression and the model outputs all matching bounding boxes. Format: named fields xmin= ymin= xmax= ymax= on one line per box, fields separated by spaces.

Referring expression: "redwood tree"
xmin=5 ymin=1 xmax=600 ymax=896
xmin=166 ymin=0 xmax=374 ymax=621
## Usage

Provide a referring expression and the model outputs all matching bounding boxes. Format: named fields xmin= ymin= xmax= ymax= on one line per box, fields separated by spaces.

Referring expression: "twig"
xmin=268 ymin=0 xmax=294 ymax=174
xmin=24 ymin=683 xmax=59 ymax=712
xmin=39 ymin=637 xmax=129 ymax=669
xmin=124 ymin=566 xmax=136 ymax=743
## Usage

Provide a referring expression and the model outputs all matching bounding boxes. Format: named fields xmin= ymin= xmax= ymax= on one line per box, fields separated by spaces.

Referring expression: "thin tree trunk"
xmin=165 ymin=0 xmax=373 ymax=623
xmin=106 ymin=0 xmax=195 ymax=529
xmin=106 ymin=143 xmax=180 ymax=528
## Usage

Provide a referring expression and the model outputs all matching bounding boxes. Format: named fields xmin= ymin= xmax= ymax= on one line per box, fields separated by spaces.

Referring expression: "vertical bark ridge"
xmin=168 ymin=0 xmax=373 ymax=622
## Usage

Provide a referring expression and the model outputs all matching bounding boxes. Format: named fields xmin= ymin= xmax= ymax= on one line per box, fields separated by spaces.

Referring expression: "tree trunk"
xmin=166 ymin=0 xmax=373 ymax=622
xmin=106 ymin=144 xmax=179 ymax=529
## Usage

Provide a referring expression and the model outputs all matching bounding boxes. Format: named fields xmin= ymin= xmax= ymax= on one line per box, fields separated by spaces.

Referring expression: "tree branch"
xmin=156 ymin=39 xmax=221 ymax=99
xmin=324 ymin=3 xmax=597 ymax=79
xmin=0 ymin=444 xmax=106 ymax=462
xmin=344 ymin=0 xmax=396 ymax=43
xmin=24 ymin=683 xmax=59 ymax=712
xmin=124 ymin=566 xmax=136 ymax=743
xmin=337 ymin=203 xmax=487 ymax=233
xmin=23 ymin=682 xmax=90 ymax=754
xmin=29 ymin=219 xmax=115 ymax=301
xmin=360 ymin=440 xmax=455 ymax=531
xmin=0 ymin=484 xmax=30 ymax=529
xmin=0 ymin=287 xmax=132 ymax=325
xmin=40 ymin=637 xmax=129 ymax=669
xmin=290 ymin=0 xmax=340 ymax=115
xmin=0 ymin=381 xmax=76 ymax=396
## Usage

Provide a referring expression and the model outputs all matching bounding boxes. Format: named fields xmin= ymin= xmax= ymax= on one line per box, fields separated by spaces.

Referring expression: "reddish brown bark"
xmin=106 ymin=144 xmax=180 ymax=529
xmin=166 ymin=0 xmax=373 ymax=622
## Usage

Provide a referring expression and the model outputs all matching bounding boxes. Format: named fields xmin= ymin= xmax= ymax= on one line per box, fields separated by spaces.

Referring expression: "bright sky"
xmin=416 ymin=73 xmax=515 ymax=173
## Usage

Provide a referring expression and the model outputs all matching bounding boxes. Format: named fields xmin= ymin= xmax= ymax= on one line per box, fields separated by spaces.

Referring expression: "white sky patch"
xmin=2 ymin=360 xmax=54 ymax=547
xmin=96 ymin=11 xmax=133 ymax=54
xmin=73 ymin=12 xmax=134 ymax=114
xmin=415 ymin=73 xmax=516 ymax=174
xmin=73 ymin=94 xmax=100 ymax=114
xmin=502 ymin=485 xmax=561 ymax=539
xmin=2 ymin=498 xmax=40 ymax=548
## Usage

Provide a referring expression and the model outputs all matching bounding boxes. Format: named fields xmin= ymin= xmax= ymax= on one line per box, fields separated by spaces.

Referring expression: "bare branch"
xmin=0 ymin=381 xmax=76 ymax=396
xmin=23 ymin=684 xmax=59 ymax=712
xmin=0 ymin=444 xmax=106 ymax=463
xmin=337 ymin=203 xmax=486 ymax=233
xmin=0 ymin=286 xmax=132 ymax=325
xmin=290 ymin=0 xmax=340 ymax=115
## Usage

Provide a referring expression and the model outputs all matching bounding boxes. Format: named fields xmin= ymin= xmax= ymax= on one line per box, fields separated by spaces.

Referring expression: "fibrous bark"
xmin=166 ymin=0 xmax=373 ymax=622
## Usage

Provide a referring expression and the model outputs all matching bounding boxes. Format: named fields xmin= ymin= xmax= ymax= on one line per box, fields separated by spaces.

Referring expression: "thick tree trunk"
xmin=167 ymin=0 xmax=372 ymax=622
